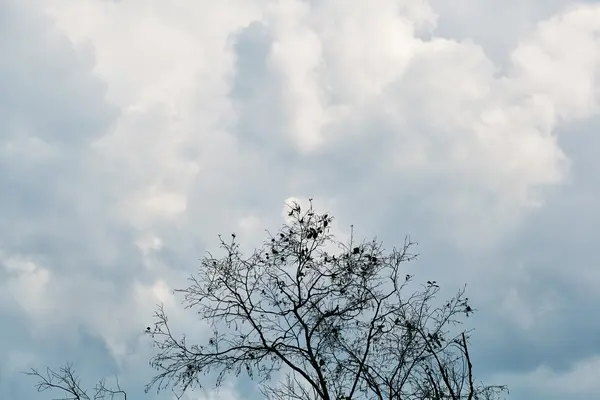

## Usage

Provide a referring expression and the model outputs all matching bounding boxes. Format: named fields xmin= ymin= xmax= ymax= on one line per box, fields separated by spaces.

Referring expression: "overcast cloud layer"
xmin=1 ymin=0 xmax=600 ymax=399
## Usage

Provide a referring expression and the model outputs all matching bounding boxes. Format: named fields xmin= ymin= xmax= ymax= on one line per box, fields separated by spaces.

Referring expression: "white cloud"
xmin=510 ymin=4 xmax=600 ymax=119
xmin=32 ymin=0 xmax=600 ymax=248
xmin=226 ymin=1 xmax=599 ymax=247
xmin=1 ymin=254 xmax=53 ymax=316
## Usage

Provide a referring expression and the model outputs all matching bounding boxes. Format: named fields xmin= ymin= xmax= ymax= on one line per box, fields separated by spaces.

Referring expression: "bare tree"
xmin=145 ymin=200 xmax=508 ymax=400
xmin=25 ymin=363 xmax=127 ymax=400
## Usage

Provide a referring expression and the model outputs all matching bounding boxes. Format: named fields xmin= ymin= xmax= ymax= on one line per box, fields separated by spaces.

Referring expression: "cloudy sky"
xmin=1 ymin=0 xmax=600 ymax=399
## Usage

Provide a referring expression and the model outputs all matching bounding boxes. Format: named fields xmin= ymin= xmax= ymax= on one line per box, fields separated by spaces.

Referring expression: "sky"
xmin=1 ymin=0 xmax=600 ymax=399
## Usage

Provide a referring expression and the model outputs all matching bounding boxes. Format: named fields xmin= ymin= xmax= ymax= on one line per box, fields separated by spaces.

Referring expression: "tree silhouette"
xmin=24 ymin=363 xmax=127 ymax=400
xmin=146 ymin=200 xmax=508 ymax=400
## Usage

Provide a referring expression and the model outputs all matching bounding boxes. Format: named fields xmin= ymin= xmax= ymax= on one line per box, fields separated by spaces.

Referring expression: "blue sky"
xmin=2 ymin=0 xmax=600 ymax=399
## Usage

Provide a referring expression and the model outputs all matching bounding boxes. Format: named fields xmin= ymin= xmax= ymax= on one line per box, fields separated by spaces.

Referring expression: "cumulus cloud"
xmin=226 ymin=0 xmax=599 ymax=249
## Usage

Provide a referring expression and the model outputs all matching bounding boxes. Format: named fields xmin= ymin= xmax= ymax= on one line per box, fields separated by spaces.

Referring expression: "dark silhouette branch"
xmin=463 ymin=332 xmax=475 ymax=400
xmin=24 ymin=363 xmax=127 ymax=400
xmin=145 ymin=199 xmax=508 ymax=400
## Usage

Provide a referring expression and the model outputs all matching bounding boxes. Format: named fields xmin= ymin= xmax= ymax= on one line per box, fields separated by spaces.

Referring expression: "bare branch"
xmin=24 ymin=363 xmax=127 ymax=400
xmin=145 ymin=200 xmax=508 ymax=400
